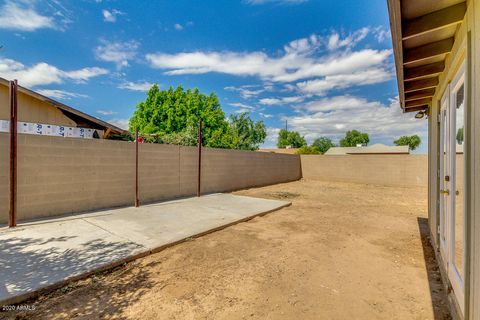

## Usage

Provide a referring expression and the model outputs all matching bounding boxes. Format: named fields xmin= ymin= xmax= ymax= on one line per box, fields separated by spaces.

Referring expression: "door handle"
xmin=440 ymin=189 xmax=450 ymax=195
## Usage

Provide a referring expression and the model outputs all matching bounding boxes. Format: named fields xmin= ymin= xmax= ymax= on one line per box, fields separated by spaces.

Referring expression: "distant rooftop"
xmin=324 ymin=144 xmax=410 ymax=155
xmin=257 ymin=148 xmax=298 ymax=154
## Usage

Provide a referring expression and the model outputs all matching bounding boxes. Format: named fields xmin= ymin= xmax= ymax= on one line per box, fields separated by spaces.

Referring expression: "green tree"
xmin=229 ymin=113 xmax=267 ymax=150
xmin=456 ymin=127 xmax=464 ymax=145
xmin=393 ymin=135 xmax=422 ymax=150
xmin=295 ymin=145 xmax=321 ymax=155
xmin=340 ymin=130 xmax=369 ymax=147
xmin=277 ymin=129 xmax=307 ymax=148
xmin=312 ymin=137 xmax=335 ymax=154
xmin=129 ymin=85 xmax=232 ymax=148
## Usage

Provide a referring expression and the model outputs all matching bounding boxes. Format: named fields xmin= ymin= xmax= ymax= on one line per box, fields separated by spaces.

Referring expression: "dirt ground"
xmin=1 ymin=179 xmax=451 ymax=320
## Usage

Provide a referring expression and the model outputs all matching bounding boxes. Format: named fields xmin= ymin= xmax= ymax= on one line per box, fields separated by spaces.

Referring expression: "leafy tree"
xmin=456 ymin=127 xmax=464 ymax=145
xmin=277 ymin=129 xmax=307 ymax=148
xmin=312 ymin=137 xmax=335 ymax=154
xmin=229 ymin=113 xmax=267 ymax=150
xmin=295 ymin=146 xmax=321 ymax=155
xmin=129 ymin=85 xmax=225 ymax=148
xmin=394 ymin=135 xmax=422 ymax=150
xmin=129 ymin=85 xmax=266 ymax=149
xmin=339 ymin=130 xmax=369 ymax=147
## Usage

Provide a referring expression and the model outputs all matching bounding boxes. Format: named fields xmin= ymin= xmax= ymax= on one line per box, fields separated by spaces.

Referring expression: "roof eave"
xmin=387 ymin=0 xmax=406 ymax=112
xmin=0 ymin=77 xmax=129 ymax=135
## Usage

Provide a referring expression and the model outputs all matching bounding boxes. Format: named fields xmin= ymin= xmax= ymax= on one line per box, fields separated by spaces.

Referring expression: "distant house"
xmin=324 ymin=143 xmax=409 ymax=156
xmin=0 ymin=77 xmax=127 ymax=139
xmin=257 ymin=148 xmax=299 ymax=154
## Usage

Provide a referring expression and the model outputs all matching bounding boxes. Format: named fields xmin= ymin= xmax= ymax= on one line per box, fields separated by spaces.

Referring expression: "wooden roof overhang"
xmin=387 ymin=0 xmax=467 ymax=113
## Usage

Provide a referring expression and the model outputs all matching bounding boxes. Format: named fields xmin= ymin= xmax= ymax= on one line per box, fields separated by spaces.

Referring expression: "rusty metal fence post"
xmin=135 ymin=128 xmax=140 ymax=207
xmin=197 ymin=119 xmax=202 ymax=197
xmin=9 ymin=80 xmax=18 ymax=227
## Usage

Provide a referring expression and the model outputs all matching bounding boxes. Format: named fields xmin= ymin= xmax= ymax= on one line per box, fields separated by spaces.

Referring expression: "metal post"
xmin=135 ymin=128 xmax=139 ymax=207
xmin=197 ymin=119 xmax=202 ymax=197
xmin=9 ymin=80 xmax=18 ymax=227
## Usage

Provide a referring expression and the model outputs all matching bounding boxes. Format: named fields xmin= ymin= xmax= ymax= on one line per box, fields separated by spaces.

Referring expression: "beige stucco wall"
xmin=0 ymin=135 xmax=301 ymax=224
xmin=301 ymin=154 xmax=428 ymax=187
xmin=0 ymin=85 xmax=76 ymax=126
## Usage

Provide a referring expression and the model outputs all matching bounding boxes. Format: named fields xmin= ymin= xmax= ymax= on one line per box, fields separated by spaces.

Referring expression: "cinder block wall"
xmin=16 ymin=134 xmax=135 ymax=221
xmin=202 ymin=149 xmax=302 ymax=193
xmin=301 ymin=154 xmax=428 ymax=187
xmin=0 ymin=134 xmax=302 ymax=223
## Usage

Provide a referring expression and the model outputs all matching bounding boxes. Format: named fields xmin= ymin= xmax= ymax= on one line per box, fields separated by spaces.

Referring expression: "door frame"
xmin=438 ymin=62 xmax=466 ymax=315
xmin=448 ymin=63 xmax=466 ymax=312
xmin=439 ymin=85 xmax=450 ymax=263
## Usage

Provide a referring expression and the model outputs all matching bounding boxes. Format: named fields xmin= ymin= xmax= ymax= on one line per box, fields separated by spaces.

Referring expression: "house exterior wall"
xmin=468 ymin=1 xmax=480 ymax=319
xmin=426 ymin=1 xmax=480 ymax=319
xmin=0 ymin=133 xmax=302 ymax=224
xmin=0 ymin=85 xmax=76 ymax=127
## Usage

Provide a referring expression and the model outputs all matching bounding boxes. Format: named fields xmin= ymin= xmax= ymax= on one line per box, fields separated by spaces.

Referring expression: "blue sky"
xmin=0 ymin=0 xmax=427 ymax=152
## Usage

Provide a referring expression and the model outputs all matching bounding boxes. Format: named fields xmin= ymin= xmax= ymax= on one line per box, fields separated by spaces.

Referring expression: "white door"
xmin=439 ymin=87 xmax=450 ymax=262
xmin=439 ymin=64 xmax=466 ymax=314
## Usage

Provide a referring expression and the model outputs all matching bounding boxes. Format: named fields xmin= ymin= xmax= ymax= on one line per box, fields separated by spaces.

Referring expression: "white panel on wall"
xmin=0 ymin=120 xmax=97 ymax=139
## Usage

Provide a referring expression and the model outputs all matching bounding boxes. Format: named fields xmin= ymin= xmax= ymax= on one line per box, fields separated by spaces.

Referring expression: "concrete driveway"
xmin=0 ymin=194 xmax=290 ymax=305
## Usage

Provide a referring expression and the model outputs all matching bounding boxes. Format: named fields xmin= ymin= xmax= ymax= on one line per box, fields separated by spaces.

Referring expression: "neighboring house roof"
xmin=0 ymin=77 xmax=128 ymax=136
xmin=324 ymin=144 xmax=410 ymax=155
xmin=387 ymin=0 xmax=467 ymax=113
xmin=257 ymin=148 xmax=299 ymax=154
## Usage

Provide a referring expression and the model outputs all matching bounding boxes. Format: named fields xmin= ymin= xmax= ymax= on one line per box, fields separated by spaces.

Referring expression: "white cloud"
xmin=259 ymin=96 xmax=304 ymax=105
xmin=373 ymin=26 xmax=391 ymax=43
xmin=102 ymin=9 xmax=124 ymax=23
xmin=259 ymin=112 xmax=273 ymax=118
xmin=326 ymin=28 xmax=369 ymax=51
xmin=94 ymin=39 xmax=139 ymax=68
xmin=64 ymin=67 xmax=109 ymax=83
xmin=286 ymin=95 xmax=427 ymax=144
xmin=229 ymin=102 xmax=254 ymax=113
xmin=118 ymin=81 xmax=153 ymax=92
xmin=145 ymin=29 xmax=391 ymax=98
xmin=300 ymin=95 xmax=383 ymax=113
xmin=36 ymin=89 xmax=87 ymax=100
xmin=296 ymin=67 xmax=392 ymax=96
xmin=259 ymin=98 xmax=282 ymax=105
xmin=264 ymin=127 xmax=281 ymax=147
xmin=0 ymin=1 xmax=54 ymax=31
xmin=244 ymin=0 xmax=307 ymax=5
xmin=0 ymin=58 xmax=108 ymax=87
xmin=224 ymin=85 xmax=264 ymax=99
xmin=174 ymin=23 xmax=183 ymax=30
xmin=107 ymin=118 xmax=129 ymax=130
xmin=97 ymin=110 xmax=117 ymax=116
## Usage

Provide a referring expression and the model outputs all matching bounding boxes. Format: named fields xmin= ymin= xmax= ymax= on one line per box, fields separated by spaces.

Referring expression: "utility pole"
xmin=285 ymin=120 xmax=288 ymax=131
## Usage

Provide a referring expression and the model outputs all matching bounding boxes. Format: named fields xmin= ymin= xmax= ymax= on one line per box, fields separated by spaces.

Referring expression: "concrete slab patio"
xmin=0 ymin=193 xmax=290 ymax=305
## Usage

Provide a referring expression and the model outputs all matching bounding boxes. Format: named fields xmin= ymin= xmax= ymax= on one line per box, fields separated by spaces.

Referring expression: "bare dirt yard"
xmin=2 ymin=179 xmax=451 ymax=320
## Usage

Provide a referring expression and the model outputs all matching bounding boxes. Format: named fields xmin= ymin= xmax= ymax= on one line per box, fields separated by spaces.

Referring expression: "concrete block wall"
xmin=16 ymin=134 xmax=135 ymax=221
xmin=301 ymin=154 xmax=428 ymax=187
xmin=201 ymin=149 xmax=302 ymax=194
xmin=0 ymin=134 xmax=302 ymax=223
